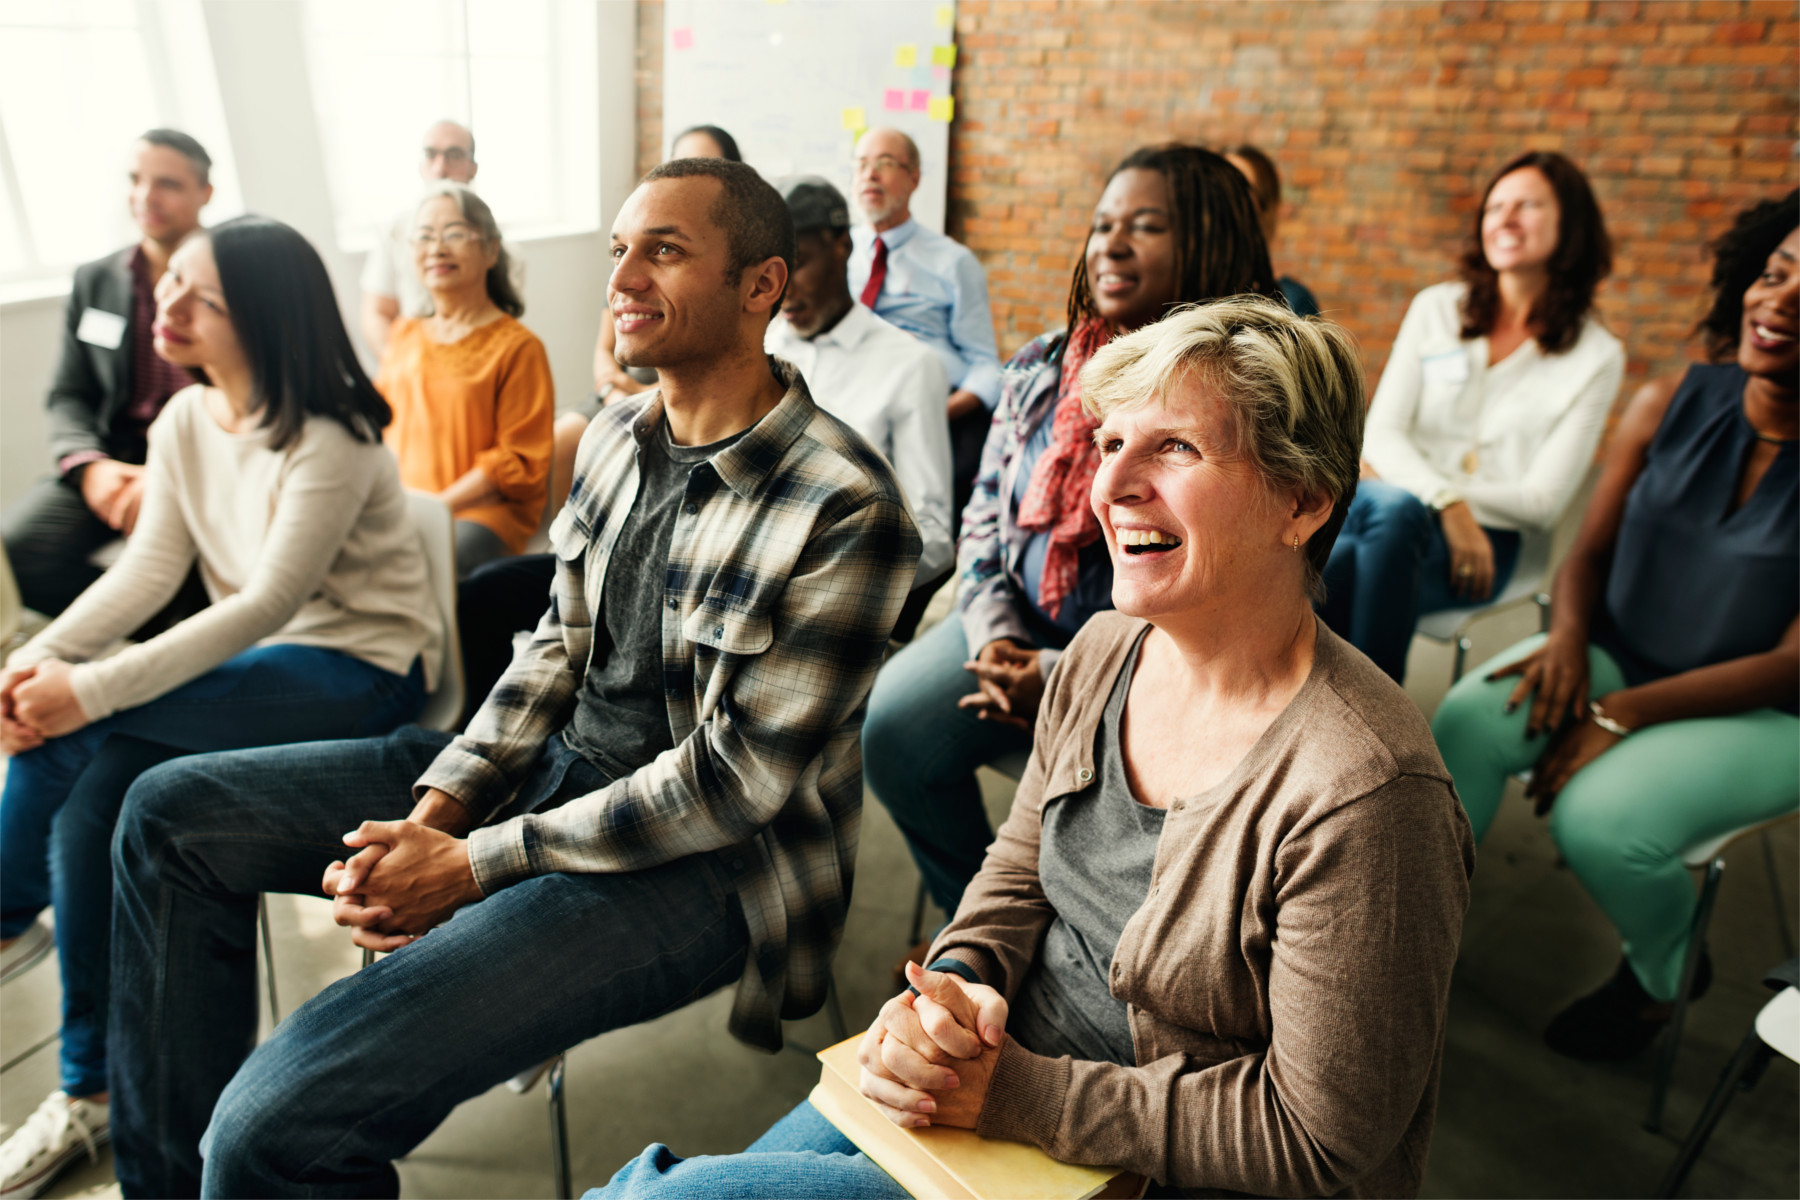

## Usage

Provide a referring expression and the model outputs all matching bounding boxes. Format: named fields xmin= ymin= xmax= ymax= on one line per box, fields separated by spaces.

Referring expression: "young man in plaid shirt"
xmin=105 ymin=159 xmax=922 ymax=1199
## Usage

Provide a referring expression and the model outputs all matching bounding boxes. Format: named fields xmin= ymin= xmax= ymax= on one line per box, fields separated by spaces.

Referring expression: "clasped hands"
xmin=322 ymin=790 xmax=484 ymax=951
xmin=0 ymin=660 xmax=90 ymax=754
xmin=858 ymin=960 xmax=1008 ymax=1130
xmin=1487 ymin=634 xmax=1622 ymax=815
xmin=958 ymin=639 xmax=1044 ymax=731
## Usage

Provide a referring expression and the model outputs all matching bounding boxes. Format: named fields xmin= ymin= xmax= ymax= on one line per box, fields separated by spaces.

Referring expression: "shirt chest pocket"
xmin=682 ymin=601 xmax=773 ymax=658
xmin=1415 ymin=344 xmax=1479 ymax=435
xmin=547 ymin=508 xmax=594 ymax=629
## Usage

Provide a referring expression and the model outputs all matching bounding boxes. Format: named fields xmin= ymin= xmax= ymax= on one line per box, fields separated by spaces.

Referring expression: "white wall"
xmin=1 ymin=0 xmax=634 ymax=513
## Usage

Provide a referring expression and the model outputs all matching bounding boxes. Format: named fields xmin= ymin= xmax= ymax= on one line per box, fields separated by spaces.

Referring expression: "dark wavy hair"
xmin=1458 ymin=151 xmax=1612 ymax=354
xmin=207 ymin=216 xmax=390 ymax=450
xmin=673 ymin=124 xmax=742 ymax=163
xmin=1695 ymin=189 xmax=1800 ymax=362
xmin=1067 ymin=144 xmax=1279 ymax=334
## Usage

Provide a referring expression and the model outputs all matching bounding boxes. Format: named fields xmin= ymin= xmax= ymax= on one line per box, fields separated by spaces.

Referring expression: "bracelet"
xmin=1588 ymin=701 xmax=1633 ymax=737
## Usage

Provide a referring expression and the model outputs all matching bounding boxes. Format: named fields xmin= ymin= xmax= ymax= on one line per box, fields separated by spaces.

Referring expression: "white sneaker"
xmin=0 ymin=1092 xmax=109 ymax=1199
xmin=0 ymin=920 xmax=51 ymax=987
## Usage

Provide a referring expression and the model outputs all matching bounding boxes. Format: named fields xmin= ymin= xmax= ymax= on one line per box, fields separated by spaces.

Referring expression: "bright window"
xmin=0 ymin=0 xmax=241 ymax=284
xmin=303 ymin=0 xmax=599 ymax=250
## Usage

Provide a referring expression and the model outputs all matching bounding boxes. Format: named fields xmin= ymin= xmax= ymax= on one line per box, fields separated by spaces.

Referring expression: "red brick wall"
xmin=635 ymin=0 xmax=1797 ymax=389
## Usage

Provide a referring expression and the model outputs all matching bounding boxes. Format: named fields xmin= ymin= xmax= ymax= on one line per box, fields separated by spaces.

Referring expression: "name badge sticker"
xmin=1419 ymin=349 xmax=1470 ymax=386
xmin=76 ymin=307 xmax=127 ymax=350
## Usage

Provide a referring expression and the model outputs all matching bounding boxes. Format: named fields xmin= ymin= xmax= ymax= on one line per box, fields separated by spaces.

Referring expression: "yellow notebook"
xmin=809 ymin=1037 xmax=1142 ymax=1200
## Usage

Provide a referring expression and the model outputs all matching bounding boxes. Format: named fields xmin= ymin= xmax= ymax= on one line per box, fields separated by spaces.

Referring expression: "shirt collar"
xmin=809 ymin=302 xmax=878 ymax=353
xmin=872 ymin=217 xmax=920 ymax=250
xmin=628 ymin=355 xmax=819 ymax=501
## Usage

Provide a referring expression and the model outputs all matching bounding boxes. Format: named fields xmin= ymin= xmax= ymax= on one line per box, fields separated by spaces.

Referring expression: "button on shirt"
xmin=766 ymin=303 xmax=955 ymax=582
xmin=849 ymin=219 xmax=1003 ymax=410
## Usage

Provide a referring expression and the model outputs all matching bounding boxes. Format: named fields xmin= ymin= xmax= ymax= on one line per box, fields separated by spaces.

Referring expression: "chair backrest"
xmin=405 ymin=491 xmax=465 ymax=733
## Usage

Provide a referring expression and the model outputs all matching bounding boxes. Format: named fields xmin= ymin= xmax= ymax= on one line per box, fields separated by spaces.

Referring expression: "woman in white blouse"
xmin=0 ymin=216 xmax=439 ymax=1189
xmin=1320 ymin=151 xmax=1625 ymax=680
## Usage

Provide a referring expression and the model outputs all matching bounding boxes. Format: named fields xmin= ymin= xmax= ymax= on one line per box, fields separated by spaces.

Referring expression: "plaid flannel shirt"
xmin=416 ymin=358 xmax=921 ymax=1051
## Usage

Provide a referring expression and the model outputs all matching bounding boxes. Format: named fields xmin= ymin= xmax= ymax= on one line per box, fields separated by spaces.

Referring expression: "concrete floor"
xmin=3 ymin=602 xmax=1796 ymax=1198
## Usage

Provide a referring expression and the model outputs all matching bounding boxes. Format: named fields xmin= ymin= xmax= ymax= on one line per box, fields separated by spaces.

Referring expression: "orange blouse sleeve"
xmin=475 ymin=330 xmax=555 ymax=503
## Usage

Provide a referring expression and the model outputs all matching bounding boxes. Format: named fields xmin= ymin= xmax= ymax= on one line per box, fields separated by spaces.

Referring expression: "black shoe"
xmin=1543 ymin=954 xmax=1712 ymax=1062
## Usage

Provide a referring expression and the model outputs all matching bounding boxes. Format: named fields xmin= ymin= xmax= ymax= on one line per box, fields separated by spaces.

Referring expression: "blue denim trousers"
xmin=0 ymin=644 xmax=422 ymax=1099
xmin=861 ymin=612 xmax=1034 ymax=917
xmin=1318 ymin=480 xmax=1521 ymax=681
xmin=106 ymin=726 xmax=748 ymax=1199
xmin=591 ymin=1100 xmax=909 ymax=1199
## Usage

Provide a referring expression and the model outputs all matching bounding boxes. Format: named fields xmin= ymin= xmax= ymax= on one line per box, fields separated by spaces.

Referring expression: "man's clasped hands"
xmin=858 ymin=958 xmax=1010 ymax=1129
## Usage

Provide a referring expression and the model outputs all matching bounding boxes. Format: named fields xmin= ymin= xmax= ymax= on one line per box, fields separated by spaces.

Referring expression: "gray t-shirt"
xmin=1008 ymin=628 xmax=1164 ymax=1067
xmin=563 ymin=418 xmax=744 ymax=779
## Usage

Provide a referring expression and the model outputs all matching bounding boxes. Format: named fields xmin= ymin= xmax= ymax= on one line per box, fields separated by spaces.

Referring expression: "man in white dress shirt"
xmin=358 ymin=120 xmax=478 ymax=357
xmin=768 ymin=176 xmax=953 ymax=639
xmin=847 ymin=128 xmax=1002 ymax=524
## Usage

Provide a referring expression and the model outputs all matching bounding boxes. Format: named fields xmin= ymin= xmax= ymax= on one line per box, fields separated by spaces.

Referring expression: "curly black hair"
xmin=1695 ymin=189 xmax=1800 ymax=362
xmin=1458 ymin=151 xmax=1612 ymax=354
xmin=1066 ymin=144 xmax=1279 ymax=334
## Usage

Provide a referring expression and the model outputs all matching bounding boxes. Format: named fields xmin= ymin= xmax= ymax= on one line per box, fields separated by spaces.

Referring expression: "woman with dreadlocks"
xmin=1432 ymin=190 xmax=1799 ymax=1061
xmin=861 ymin=144 xmax=1280 ymax=931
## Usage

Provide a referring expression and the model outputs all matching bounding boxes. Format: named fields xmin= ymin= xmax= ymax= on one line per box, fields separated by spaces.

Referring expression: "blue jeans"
xmin=592 ymin=1100 xmax=909 ymax=1199
xmin=0 ymin=644 xmax=421 ymax=1099
xmin=862 ymin=612 xmax=1034 ymax=916
xmin=107 ymin=727 xmax=748 ymax=1199
xmin=1318 ymin=480 xmax=1521 ymax=681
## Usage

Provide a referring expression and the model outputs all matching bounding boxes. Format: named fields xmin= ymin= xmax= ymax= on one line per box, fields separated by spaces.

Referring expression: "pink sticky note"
xmin=909 ymin=89 xmax=930 ymax=111
xmin=883 ymin=88 xmax=905 ymax=111
xmin=672 ymin=27 xmax=694 ymax=50
xmin=933 ymin=65 xmax=949 ymax=80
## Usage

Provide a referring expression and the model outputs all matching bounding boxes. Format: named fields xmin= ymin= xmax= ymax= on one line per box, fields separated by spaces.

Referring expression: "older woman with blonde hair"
xmin=592 ymin=297 xmax=1476 ymax=1200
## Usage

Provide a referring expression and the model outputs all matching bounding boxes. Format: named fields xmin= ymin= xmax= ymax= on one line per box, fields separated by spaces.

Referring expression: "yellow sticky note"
xmin=894 ymin=43 xmax=918 ymax=68
xmin=935 ymin=4 xmax=953 ymax=27
xmin=841 ymin=106 xmax=867 ymax=132
xmin=928 ymin=95 xmax=955 ymax=122
xmin=931 ymin=43 xmax=957 ymax=68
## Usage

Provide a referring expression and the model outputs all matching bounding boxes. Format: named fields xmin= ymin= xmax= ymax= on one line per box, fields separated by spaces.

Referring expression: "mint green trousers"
xmin=1432 ymin=633 xmax=1799 ymax=1002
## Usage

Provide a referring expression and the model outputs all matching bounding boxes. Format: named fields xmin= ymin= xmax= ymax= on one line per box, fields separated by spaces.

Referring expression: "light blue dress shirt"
xmin=849 ymin=218 xmax=1004 ymax=410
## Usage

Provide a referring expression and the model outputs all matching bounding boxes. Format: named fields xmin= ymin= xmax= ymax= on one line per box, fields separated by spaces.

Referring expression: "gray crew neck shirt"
xmin=563 ymin=417 xmax=746 ymax=780
xmin=1008 ymin=627 xmax=1164 ymax=1067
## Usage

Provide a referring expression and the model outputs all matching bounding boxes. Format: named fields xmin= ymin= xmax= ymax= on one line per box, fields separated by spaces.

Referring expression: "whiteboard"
xmin=661 ymin=0 xmax=956 ymax=234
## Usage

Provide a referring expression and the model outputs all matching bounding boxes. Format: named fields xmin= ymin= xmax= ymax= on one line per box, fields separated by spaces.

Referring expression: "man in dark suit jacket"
xmin=1 ymin=129 xmax=212 ymax=619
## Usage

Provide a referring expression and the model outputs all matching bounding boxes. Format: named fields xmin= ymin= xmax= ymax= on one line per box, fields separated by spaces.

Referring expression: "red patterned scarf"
xmin=1016 ymin=318 xmax=1113 ymax=620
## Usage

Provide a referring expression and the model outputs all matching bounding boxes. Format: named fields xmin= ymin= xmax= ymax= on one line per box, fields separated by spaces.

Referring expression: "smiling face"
xmin=608 ymin=176 xmax=757 ymax=370
xmin=1481 ymin=166 xmax=1561 ymax=275
xmin=1091 ymin=374 xmax=1295 ymax=623
xmin=128 ymin=141 xmax=211 ymax=245
xmin=852 ymin=128 xmax=921 ymax=228
xmin=152 ymin=236 xmax=241 ymax=376
xmin=1085 ymin=167 xmax=1179 ymax=333
xmin=1739 ymin=227 xmax=1800 ymax=381
xmin=411 ymin=194 xmax=498 ymax=300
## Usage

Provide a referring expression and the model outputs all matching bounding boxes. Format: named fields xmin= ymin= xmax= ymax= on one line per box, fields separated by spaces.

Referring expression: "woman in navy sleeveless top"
xmin=1432 ymin=192 xmax=1799 ymax=1061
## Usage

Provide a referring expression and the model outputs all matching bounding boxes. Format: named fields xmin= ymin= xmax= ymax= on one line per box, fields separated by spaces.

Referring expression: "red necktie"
xmin=860 ymin=236 xmax=887 ymax=308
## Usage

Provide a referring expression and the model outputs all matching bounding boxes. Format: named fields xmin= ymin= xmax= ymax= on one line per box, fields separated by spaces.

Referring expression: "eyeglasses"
xmin=423 ymin=146 xmax=471 ymax=164
xmin=410 ymin=228 xmax=479 ymax=248
xmin=853 ymin=154 xmax=908 ymax=175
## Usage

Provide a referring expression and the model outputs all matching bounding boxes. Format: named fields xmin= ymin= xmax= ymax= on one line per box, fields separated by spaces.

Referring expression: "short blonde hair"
xmin=1080 ymin=296 xmax=1366 ymax=597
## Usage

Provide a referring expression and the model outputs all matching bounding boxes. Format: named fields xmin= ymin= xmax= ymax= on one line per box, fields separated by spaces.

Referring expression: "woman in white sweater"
xmin=1319 ymin=151 xmax=1625 ymax=681
xmin=0 ymin=216 xmax=440 ymax=1192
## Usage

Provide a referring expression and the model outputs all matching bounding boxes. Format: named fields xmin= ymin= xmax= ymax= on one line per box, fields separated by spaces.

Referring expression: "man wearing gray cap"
xmin=768 ymin=176 xmax=954 ymax=639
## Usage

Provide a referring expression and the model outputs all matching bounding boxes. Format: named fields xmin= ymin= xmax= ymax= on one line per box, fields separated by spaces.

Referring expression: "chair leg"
xmin=1535 ymin=592 xmax=1552 ymax=633
xmin=361 ymin=947 xmax=375 ymax=969
xmin=1451 ymin=635 xmax=1472 ymax=684
xmin=1655 ymin=1029 xmax=1775 ymax=1198
xmin=907 ymin=877 xmax=928 ymax=947
xmin=258 ymin=895 xmax=281 ymax=1028
xmin=546 ymin=1053 xmax=571 ymax=1200
xmin=1646 ymin=857 xmax=1725 ymax=1133
xmin=1760 ymin=830 xmax=1796 ymax=960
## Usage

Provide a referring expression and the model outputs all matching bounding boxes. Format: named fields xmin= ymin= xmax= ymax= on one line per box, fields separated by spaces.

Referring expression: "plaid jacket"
xmin=417 ymin=359 xmax=921 ymax=1051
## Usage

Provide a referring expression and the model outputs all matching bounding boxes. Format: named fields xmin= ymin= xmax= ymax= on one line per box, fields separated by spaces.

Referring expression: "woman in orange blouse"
xmin=378 ymin=182 xmax=553 ymax=576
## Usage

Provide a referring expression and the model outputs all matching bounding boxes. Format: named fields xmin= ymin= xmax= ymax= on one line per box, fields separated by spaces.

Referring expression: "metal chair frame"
xmin=1644 ymin=813 xmax=1798 ymax=1133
